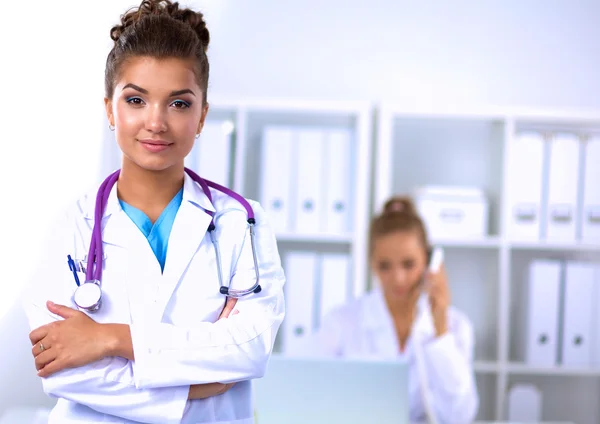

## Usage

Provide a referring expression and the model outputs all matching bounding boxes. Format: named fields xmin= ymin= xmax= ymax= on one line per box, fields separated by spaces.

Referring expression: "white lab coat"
xmin=22 ymin=172 xmax=286 ymax=424
xmin=296 ymin=288 xmax=478 ymax=424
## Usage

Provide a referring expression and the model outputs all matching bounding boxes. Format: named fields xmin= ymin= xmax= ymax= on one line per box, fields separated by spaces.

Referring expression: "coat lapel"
xmin=83 ymin=181 xmax=159 ymax=325
xmin=361 ymin=289 xmax=400 ymax=359
xmin=84 ymin=173 xmax=216 ymax=325
xmin=360 ymin=288 xmax=437 ymax=360
xmin=87 ymin=178 xmax=146 ymax=251
xmin=153 ymin=173 xmax=215 ymax=321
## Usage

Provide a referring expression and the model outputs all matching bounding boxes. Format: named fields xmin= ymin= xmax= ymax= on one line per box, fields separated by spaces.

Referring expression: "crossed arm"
xmin=29 ymin=298 xmax=240 ymax=400
xmin=25 ymin=202 xmax=285 ymax=423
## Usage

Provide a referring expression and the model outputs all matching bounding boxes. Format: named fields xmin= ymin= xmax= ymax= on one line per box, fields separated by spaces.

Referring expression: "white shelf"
xmin=509 ymin=241 xmax=600 ymax=253
xmin=373 ymin=103 xmax=600 ymax=423
xmin=474 ymin=361 xmax=501 ymax=374
xmin=240 ymin=98 xmax=371 ymax=114
xmin=275 ymin=232 xmax=353 ymax=244
xmin=375 ymin=102 xmax=600 ymax=123
xmin=432 ymin=237 xmax=502 ymax=249
xmin=506 ymin=363 xmax=600 ymax=377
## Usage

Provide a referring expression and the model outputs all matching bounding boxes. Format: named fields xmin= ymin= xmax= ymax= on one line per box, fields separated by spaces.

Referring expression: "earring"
xmin=195 ymin=133 xmax=200 ymax=139
xmin=108 ymin=124 xmax=115 ymax=131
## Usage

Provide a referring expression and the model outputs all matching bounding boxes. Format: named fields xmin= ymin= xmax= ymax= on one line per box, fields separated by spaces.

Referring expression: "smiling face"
xmin=104 ymin=56 xmax=208 ymax=173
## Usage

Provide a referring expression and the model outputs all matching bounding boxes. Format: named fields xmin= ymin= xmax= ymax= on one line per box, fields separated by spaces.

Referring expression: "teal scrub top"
xmin=119 ymin=189 xmax=184 ymax=272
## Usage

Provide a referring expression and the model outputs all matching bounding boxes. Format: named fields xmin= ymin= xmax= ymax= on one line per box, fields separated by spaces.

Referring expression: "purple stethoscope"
xmin=70 ymin=167 xmax=262 ymax=313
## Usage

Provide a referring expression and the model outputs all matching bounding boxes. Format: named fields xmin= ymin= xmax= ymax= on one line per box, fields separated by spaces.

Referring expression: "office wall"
xmin=0 ymin=0 xmax=598 ymax=415
xmin=203 ymin=0 xmax=600 ymax=109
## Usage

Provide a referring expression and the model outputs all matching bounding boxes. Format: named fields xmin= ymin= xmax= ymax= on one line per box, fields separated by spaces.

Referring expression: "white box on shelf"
xmin=259 ymin=126 xmax=295 ymax=233
xmin=506 ymin=383 xmax=542 ymax=422
xmin=507 ymin=131 xmax=545 ymax=241
xmin=322 ymin=129 xmax=353 ymax=235
xmin=282 ymin=252 xmax=317 ymax=354
xmin=561 ymin=262 xmax=595 ymax=367
xmin=545 ymin=132 xmax=581 ymax=242
xmin=524 ymin=259 xmax=562 ymax=366
xmin=413 ymin=186 xmax=489 ymax=240
xmin=293 ymin=128 xmax=326 ymax=234
xmin=581 ymin=136 xmax=600 ymax=243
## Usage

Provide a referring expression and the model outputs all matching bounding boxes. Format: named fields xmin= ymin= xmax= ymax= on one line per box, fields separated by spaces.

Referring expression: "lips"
xmin=139 ymin=139 xmax=173 ymax=153
xmin=139 ymin=139 xmax=171 ymax=146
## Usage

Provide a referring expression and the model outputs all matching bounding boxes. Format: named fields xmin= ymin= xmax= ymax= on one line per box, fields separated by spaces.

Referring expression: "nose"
xmin=145 ymin=104 xmax=168 ymax=133
xmin=393 ymin=268 xmax=410 ymax=286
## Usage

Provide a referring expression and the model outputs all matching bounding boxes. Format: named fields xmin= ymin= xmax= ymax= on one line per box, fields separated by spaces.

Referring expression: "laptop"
xmin=252 ymin=354 xmax=409 ymax=424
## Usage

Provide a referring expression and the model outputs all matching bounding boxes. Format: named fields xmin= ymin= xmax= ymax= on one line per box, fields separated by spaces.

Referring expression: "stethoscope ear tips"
xmin=253 ymin=285 xmax=262 ymax=293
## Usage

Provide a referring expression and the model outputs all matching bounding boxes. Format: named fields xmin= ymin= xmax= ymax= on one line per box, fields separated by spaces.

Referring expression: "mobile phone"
xmin=417 ymin=246 xmax=444 ymax=313
xmin=428 ymin=246 xmax=444 ymax=273
xmin=421 ymin=246 xmax=444 ymax=289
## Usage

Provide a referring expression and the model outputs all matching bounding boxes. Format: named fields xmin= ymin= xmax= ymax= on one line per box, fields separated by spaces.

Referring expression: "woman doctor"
xmin=22 ymin=1 xmax=285 ymax=423
xmin=300 ymin=197 xmax=478 ymax=424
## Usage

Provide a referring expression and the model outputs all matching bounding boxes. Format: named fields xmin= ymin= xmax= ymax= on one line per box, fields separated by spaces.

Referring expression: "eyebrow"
xmin=123 ymin=83 xmax=196 ymax=97
xmin=170 ymin=89 xmax=196 ymax=97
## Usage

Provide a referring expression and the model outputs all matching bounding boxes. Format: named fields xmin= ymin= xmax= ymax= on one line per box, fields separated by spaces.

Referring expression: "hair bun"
xmin=382 ymin=196 xmax=418 ymax=217
xmin=110 ymin=0 xmax=210 ymax=51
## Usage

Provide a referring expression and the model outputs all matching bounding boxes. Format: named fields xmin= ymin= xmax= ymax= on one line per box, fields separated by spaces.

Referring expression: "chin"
xmin=387 ymin=285 xmax=419 ymax=300
xmin=125 ymin=155 xmax=180 ymax=173
xmin=393 ymin=289 xmax=410 ymax=299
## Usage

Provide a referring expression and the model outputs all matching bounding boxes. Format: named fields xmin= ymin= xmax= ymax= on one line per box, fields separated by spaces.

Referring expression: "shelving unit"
xmin=220 ymin=97 xmax=373 ymax=301
xmin=99 ymin=98 xmax=599 ymax=423
xmin=374 ymin=103 xmax=600 ymax=423
xmin=194 ymin=98 xmax=372 ymax=355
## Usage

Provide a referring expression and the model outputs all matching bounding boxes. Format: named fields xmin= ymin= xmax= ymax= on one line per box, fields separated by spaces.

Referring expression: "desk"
xmin=0 ymin=408 xmax=49 ymax=424
xmin=411 ymin=422 xmax=575 ymax=424
xmin=0 ymin=409 xmax=576 ymax=424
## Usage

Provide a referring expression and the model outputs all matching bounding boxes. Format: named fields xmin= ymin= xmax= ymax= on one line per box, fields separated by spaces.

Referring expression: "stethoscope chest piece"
xmin=73 ymin=280 xmax=102 ymax=312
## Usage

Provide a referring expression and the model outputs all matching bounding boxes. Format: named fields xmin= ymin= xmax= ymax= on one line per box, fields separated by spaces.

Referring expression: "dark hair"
xmin=369 ymin=196 xmax=429 ymax=255
xmin=105 ymin=0 xmax=210 ymax=102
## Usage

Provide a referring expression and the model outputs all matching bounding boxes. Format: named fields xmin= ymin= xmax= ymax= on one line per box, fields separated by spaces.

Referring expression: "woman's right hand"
xmin=188 ymin=382 xmax=235 ymax=399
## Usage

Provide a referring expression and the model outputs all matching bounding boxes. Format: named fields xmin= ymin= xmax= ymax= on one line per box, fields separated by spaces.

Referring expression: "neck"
xmin=384 ymin=289 xmax=420 ymax=324
xmin=116 ymin=160 xmax=185 ymax=222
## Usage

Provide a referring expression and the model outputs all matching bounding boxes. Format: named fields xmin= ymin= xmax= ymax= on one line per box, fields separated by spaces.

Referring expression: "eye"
xmin=126 ymin=97 xmax=145 ymax=106
xmin=171 ymin=99 xmax=191 ymax=109
xmin=402 ymin=260 xmax=415 ymax=270
xmin=377 ymin=261 xmax=391 ymax=272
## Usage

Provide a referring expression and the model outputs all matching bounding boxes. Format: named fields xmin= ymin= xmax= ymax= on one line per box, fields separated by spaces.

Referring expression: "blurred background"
xmin=1 ymin=0 xmax=599 ymax=422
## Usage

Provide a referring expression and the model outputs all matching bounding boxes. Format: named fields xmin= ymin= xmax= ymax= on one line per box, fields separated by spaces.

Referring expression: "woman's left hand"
xmin=29 ymin=301 xmax=111 ymax=378
xmin=425 ymin=263 xmax=451 ymax=336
